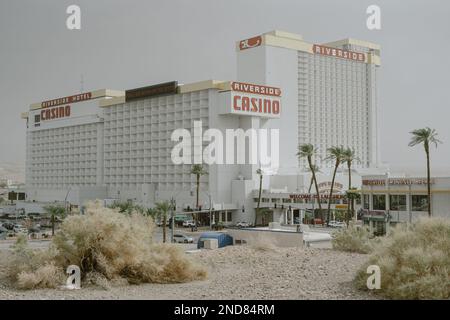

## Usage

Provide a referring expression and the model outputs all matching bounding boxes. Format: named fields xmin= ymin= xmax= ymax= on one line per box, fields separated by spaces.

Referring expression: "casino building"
xmin=21 ymin=30 xmax=382 ymax=225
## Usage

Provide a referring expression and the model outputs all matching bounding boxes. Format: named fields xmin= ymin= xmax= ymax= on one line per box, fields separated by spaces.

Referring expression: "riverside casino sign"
xmin=34 ymin=92 xmax=93 ymax=123
xmin=226 ymin=82 xmax=282 ymax=118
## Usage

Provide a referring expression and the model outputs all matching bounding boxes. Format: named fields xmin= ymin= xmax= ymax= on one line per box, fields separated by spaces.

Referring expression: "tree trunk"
xmin=346 ymin=163 xmax=352 ymax=226
xmin=162 ymin=213 xmax=167 ymax=243
xmin=255 ymin=174 xmax=262 ymax=226
xmin=425 ymin=143 xmax=432 ymax=217
xmin=309 ymin=156 xmax=322 ymax=224
xmin=308 ymin=177 xmax=314 ymax=193
xmin=51 ymin=216 xmax=55 ymax=236
xmin=327 ymin=160 xmax=339 ymax=226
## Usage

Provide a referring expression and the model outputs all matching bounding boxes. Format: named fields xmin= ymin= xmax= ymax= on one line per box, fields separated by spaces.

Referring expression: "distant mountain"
xmin=0 ymin=162 xmax=25 ymax=183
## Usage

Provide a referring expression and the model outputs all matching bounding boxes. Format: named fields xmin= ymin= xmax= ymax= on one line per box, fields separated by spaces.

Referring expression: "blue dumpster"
xmin=197 ymin=232 xmax=233 ymax=249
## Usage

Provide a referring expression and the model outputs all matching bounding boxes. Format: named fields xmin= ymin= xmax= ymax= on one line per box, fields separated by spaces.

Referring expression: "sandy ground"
xmin=0 ymin=245 xmax=378 ymax=300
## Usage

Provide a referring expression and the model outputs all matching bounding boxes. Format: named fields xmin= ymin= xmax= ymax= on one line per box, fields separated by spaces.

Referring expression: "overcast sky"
xmin=0 ymin=0 xmax=449 ymax=177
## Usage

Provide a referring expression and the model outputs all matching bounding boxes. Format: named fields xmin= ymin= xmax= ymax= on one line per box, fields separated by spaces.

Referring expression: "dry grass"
xmin=1 ymin=201 xmax=206 ymax=289
xmin=332 ymin=223 xmax=377 ymax=254
xmin=355 ymin=218 xmax=450 ymax=299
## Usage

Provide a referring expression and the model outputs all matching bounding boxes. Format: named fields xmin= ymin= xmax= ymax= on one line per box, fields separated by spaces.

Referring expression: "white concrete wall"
xmin=227 ymin=228 xmax=303 ymax=248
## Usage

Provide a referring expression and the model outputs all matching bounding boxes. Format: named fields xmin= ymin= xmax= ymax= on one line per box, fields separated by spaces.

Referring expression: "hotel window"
xmin=411 ymin=195 xmax=428 ymax=212
xmin=389 ymin=195 xmax=406 ymax=211
xmin=372 ymin=194 xmax=386 ymax=210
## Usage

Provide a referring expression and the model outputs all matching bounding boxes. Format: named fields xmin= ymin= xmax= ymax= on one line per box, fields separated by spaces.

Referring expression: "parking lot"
xmin=0 ymin=224 xmax=203 ymax=252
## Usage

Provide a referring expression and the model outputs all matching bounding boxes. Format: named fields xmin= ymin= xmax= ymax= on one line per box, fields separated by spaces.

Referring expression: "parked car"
xmin=0 ymin=226 xmax=7 ymax=240
xmin=173 ymin=234 xmax=194 ymax=243
xmin=328 ymin=221 xmax=346 ymax=228
xmin=14 ymin=227 xmax=28 ymax=234
xmin=183 ymin=220 xmax=196 ymax=227
xmin=236 ymin=221 xmax=252 ymax=228
xmin=2 ymin=222 xmax=14 ymax=230
xmin=155 ymin=220 xmax=170 ymax=227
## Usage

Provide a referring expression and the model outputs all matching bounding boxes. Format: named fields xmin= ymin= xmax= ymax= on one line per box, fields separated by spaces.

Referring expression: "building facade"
xmin=237 ymin=30 xmax=381 ymax=171
xmin=361 ymin=174 xmax=450 ymax=222
xmin=22 ymin=30 xmax=382 ymax=225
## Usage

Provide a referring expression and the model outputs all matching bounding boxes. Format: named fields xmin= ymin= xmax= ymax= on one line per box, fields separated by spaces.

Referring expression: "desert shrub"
xmin=4 ymin=235 xmax=61 ymax=284
xmin=3 ymin=201 xmax=206 ymax=289
xmin=355 ymin=218 xmax=450 ymax=299
xmin=17 ymin=262 xmax=64 ymax=290
xmin=332 ymin=223 xmax=377 ymax=254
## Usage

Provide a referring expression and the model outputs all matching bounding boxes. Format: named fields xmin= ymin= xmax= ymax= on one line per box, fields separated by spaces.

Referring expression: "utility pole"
xmin=170 ymin=197 xmax=175 ymax=243
xmin=208 ymin=193 xmax=212 ymax=230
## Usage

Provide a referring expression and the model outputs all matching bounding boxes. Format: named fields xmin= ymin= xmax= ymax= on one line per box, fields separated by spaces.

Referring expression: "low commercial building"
xmin=361 ymin=174 xmax=450 ymax=222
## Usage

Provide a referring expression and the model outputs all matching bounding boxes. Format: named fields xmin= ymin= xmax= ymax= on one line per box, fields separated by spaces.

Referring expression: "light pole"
xmin=201 ymin=191 xmax=213 ymax=229
xmin=169 ymin=190 xmax=185 ymax=243
xmin=208 ymin=193 xmax=212 ymax=229
xmin=170 ymin=197 xmax=175 ymax=243
xmin=64 ymin=187 xmax=72 ymax=216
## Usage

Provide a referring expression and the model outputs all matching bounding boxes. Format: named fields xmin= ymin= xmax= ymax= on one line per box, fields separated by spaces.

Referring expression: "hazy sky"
xmin=0 ymin=0 xmax=449 ymax=176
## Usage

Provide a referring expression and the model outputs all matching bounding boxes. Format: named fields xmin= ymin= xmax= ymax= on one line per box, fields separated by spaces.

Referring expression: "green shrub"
xmin=332 ymin=223 xmax=377 ymax=254
xmin=355 ymin=218 xmax=450 ymax=299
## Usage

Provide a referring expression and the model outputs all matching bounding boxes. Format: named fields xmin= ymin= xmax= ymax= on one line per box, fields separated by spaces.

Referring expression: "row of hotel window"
xmin=363 ymin=194 xmax=429 ymax=212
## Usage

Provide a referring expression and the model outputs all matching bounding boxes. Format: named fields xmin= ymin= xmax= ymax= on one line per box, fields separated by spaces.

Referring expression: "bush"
xmin=332 ymin=223 xmax=377 ymax=254
xmin=355 ymin=218 xmax=450 ymax=299
xmin=2 ymin=201 xmax=206 ymax=289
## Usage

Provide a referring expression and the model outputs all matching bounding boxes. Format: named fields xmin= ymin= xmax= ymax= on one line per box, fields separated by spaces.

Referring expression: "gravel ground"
xmin=0 ymin=245 xmax=378 ymax=300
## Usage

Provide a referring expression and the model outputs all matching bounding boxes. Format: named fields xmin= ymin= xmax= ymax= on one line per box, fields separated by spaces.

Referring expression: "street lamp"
xmin=200 ymin=191 xmax=213 ymax=229
xmin=169 ymin=190 xmax=186 ymax=243
xmin=64 ymin=187 xmax=72 ymax=216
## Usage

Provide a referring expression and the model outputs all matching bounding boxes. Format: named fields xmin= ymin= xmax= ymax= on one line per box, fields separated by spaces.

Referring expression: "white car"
xmin=173 ymin=234 xmax=194 ymax=243
xmin=155 ymin=220 xmax=169 ymax=227
xmin=236 ymin=221 xmax=252 ymax=228
xmin=14 ymin=226 xmax=28 ymax=234
xmin=183 ymin=220 xmax=196 ymax=227
xmin=328 ymin=221 xmax=346 ymax=228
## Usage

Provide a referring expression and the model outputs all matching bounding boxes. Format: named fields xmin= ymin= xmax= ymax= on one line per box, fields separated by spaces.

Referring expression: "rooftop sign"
xmin=238 ymin=36 xmax=262 ymax=50
xmin=41 ymin=92 xmax=92 ymax=108
xmin=125 ymin=81 xmax=178 ymax=101
xmin=313 ymin=44 xmax=365 ymax=62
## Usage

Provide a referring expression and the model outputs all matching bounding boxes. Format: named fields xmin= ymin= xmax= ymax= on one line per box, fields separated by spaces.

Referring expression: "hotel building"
xmin=21 ymin=30 xmax=382 ymax=225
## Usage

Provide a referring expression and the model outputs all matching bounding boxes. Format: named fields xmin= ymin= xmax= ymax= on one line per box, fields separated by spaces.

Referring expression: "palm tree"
xmin=190 ymin=164 xmax=208 ymax=227
xmin=342 ymin=148 xmax=359 ymax=225
xmin=408 ymin=127 xmax=442 ymax=217
xmin=255 ymin=168 xmax=263 ymax=226
xmin=297 ymin=144 xmax=323 ymax=222
xmin=156 ymin=201 xmax=170 ymax=243
xmin=306 ymin=164 xmax=320 ymax=193
xmin=43 ymin=205 xmax=65 ymax=236
xmin=145 ymin=207 xmax=159 ymax=224
xmin=325 ymin=146 xmax=346 ymax=225
xmin=109 ymin=201 xmax=135 ymax=215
